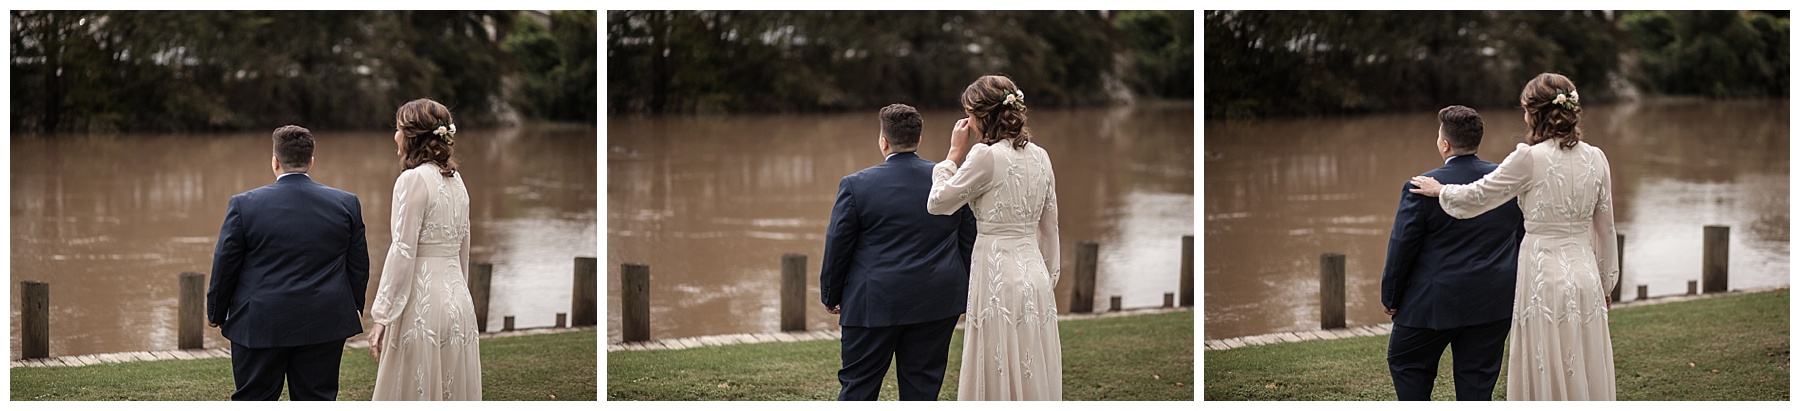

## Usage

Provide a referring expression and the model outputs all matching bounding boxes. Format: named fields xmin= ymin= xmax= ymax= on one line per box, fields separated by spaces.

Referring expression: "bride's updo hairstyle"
xmin=1520 ymin=72 xmax=1583 ymax=150
xmin=961 ymin=74 xmax=1032 ymax=149
xmin=396 ymin=98 xmax=458 ymax=177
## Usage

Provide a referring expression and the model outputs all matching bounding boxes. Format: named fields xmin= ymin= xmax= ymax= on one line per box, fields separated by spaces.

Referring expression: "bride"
xmin=367 ymin=98 xmax=483 ymax=400
xmin=927 ymin=74 xmax=1063 ymax=400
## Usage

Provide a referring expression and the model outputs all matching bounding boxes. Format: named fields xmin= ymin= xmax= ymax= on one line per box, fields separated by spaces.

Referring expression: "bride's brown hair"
xmin=395 ymin=98 xmax=458 ymax=177
xmin=1520 ymin=72 xmax=1583 ymax=150
xmin=961 ymin=75 xmax=1032 ymax=149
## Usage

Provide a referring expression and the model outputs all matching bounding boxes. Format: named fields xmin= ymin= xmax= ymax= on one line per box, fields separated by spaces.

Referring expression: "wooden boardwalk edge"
xmin=607 ymin=306 xmax=1194 ymax=352
xmin=1203 ymin=286 xmax=1788 ymax=351
xmin=11 ymin=326 xmax=595 ymax=368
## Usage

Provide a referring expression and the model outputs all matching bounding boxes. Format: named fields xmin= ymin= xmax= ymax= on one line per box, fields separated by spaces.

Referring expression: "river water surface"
xmin=1204 ymin=99 xmax=1789 ymax=340
xmin=10 ymin=125 xmax=597 ymax=358
xmin=607 ymin=103 xmax=1195 ymax=342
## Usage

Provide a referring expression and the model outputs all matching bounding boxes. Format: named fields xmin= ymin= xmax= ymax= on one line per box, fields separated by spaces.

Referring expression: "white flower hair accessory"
xmin=432 ymin=123 xmax=457 ymax=144
xmin=1003 ymin=88 xmax=1026 ymax=110
xmin=1553 ymin=88 xmax=1580 ymax=110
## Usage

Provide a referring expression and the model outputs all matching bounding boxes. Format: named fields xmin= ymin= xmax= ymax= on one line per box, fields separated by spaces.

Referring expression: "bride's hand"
xmin=368 ymin=323 xmax=386 ymax=363
xmin=948 ymin=118 xmax=972 ymax=166
xmin=1408 ymin=176 xmax=1444 ymax=197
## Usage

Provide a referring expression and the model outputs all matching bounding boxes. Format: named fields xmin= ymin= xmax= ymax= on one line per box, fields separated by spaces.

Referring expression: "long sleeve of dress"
xmin=928 ymin=144 xmax=997 ymax=216
xmin=1037 ymin=152 xmax=1061 ymax=286
xmin=1592 ymin=149 xmax=1620 ymax=297
xmin=371 ymin=169 xmax=427 ymax=326
xmin=1440 ymin=143 xmax=1536 ymax=219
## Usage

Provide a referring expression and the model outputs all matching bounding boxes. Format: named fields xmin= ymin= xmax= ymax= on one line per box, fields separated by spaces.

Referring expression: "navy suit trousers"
xmin=837 ymin=315 xmax=959 ymax=401
xmin=1387 ymin=318 xmax=1511 ymax=401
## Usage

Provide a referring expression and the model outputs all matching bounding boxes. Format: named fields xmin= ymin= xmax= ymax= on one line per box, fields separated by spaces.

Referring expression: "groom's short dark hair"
xmin=1438 ymin=105 xmax=1483 ymax=154
xmin=879 ymin=104 xmax=922 ymax=150
xmin=272 ymin=125 xmax=314 ymax=171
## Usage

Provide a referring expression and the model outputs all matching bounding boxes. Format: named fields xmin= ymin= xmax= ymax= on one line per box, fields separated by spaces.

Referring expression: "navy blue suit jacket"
xmin=207 ymin=174 xmax=370 ymax=348
xmin=820 ymin=152 xmax=977 ymax=328
xmin=1380 ymin=155 xmax=1524 ymax=330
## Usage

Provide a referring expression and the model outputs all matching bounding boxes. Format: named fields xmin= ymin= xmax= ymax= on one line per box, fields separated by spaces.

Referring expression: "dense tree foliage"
xmin=10 ymin=10 xmax=597 ymax=133
xmin=606 ymin=10 xmax=1194 ymax=114
xmin=1205 ymin=11 xmax=1788 ymax=119
xmin=506 ymin=10 xmax=598 ymax=124
xmin=1620 ymin=11 xmax=1790 ymax=98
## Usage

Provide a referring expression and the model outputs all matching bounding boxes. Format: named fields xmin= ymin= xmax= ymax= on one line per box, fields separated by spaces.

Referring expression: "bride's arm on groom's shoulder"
xmin=1423 ymin=144 xmax=1535 ymax=219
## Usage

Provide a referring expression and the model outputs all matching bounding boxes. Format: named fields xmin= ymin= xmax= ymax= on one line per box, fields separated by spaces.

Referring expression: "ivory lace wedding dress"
xmin=1436 ymin=141 xmax=1618 ymax=400
xmin=927 ymin=141 xmax=1063 ymax=401
xmin=370 ymin=163 xmax=482 ymax=400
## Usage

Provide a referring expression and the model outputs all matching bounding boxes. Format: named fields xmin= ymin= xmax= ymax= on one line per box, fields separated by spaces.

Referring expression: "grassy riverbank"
xmin=608 ymin=310 xmax=1195 ymax=400
xmin=1204 ymin=289 xmax=1790 ymax=400
xmin=10 ymin=329 xmax=596 ymax=400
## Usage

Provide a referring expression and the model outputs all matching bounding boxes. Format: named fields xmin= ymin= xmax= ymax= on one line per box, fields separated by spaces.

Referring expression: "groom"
xmin=207 ymin=125 xmax=369 ymax=401
xmin=1380 ymin=105 xmax=1523 ymax=401
xmin=821 ymin=103 xmax=976 ymax=400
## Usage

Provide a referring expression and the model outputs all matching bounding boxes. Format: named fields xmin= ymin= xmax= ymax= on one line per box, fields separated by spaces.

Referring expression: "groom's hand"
xmin=826 ymin=305 xmax=841 ymax=315
xmin=1383 ymin=307 xmax=1397 ymax=317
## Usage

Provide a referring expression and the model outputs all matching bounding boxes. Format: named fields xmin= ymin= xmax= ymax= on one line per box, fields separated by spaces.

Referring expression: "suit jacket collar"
xmin=885 ymin=152 xmax=920 ymax=163
xmin=1445 ymin=154 xmax=1482 ymax=166
xmin=276 ymin=173 xmax=313 ymax=185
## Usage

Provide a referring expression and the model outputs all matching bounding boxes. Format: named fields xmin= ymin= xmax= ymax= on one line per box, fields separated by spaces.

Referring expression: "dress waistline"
xmin=1525 ymin=221 xmax=1591 ymax=237
xmin=416 ymin=243 xmax=461 ymax=257
xmin=979 ymin=222 xmax=1036 ymax=237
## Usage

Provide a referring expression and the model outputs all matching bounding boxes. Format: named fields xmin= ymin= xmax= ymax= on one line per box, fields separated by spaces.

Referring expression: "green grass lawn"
xmin=607 ymin=310 xmax=1195 ymax=400
xmin=1204 ymin=289 xmax=1790 ymax=400
xmin=11 ymin=329 xmax=596 ymax=401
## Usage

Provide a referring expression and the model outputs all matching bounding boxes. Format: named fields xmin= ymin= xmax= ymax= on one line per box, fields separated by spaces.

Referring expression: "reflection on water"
xmin=1203 ymin=98 xmax=1789 ymax=339
xmin=607 ymin=103 xmax=1194 ymax=342
xmin=10 ymin=125 xmax=597 ymax=358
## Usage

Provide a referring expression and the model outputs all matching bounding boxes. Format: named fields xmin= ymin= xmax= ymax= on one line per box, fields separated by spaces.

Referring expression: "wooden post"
xmin=1687 ymin=280 xmax=1698 ymax=296
xmin=572 ymin=257 xmax=598 ymax=327
xmin=503 ymin=316 xmax=515 ymax=332
xmin=622 ymin=263 xmax=651 ymax=342
xmin=1703 ymin=226 xmax=1729 ymax=293
xmin=1163 ymin=292 xmax=1175 ymax=308
xmin=1180 ymin=235 xmax=1194 ymax=307
xmin=1073 ymin=241 xmax=1098 ymax=313
xmin=1110 ymin=295 xmax=1123 ymax=312
xmin=179 ymin=272 xmax=205 ymax=350
xmin=1637 ymin=284 xmax=1648 ymax=301
xmin=556 ymin=313 xmax=567 ymax=328
xmin=1611 ymin=233 xmax=1624 ymax=303
xmin=470 ymin=262 xmax=492 ymax=332
xmin=22 ymin=281 xmax=49 ymax=359
xmin=1320 ymin=253 xmax=1346 ymax=330
xmin=780 ymin=253 xmax=807 ymax=332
